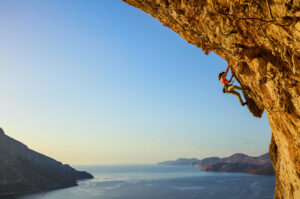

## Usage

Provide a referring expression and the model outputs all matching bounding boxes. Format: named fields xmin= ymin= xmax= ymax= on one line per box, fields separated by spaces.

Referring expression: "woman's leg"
xmin=232 ymin=85 xmax=243 ymax=90
xmin=227 ymin=86 xmax=245 ymax=105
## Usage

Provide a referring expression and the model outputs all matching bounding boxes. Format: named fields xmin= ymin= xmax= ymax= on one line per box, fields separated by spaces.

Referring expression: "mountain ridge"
xmin=0 ymin=128 xmax=93 ymax=196
xmin=158 ymin=152 xmax=273 ymax=175
xmin=199 ymin=152 xmax=274 ymax=175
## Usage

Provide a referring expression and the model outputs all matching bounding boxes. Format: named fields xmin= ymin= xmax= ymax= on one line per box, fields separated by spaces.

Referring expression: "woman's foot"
xmin=242 ymin=102 xmax=248 ymax=106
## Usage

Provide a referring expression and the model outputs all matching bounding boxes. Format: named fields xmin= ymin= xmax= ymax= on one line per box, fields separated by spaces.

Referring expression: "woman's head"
xmin=218 ymin=72 xmax=225 ymax=80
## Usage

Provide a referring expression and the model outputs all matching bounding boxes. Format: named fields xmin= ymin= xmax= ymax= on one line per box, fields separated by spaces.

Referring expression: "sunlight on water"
xmin=13 ymin=165 xmax=275 ymax=199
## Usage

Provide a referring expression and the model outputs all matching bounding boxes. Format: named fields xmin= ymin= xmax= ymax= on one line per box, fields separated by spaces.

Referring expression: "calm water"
xmin=13 ymin=165 xmax=275 ymax=199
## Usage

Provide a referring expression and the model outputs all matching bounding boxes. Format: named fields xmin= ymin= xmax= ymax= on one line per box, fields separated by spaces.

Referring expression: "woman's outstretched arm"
xmin=223 ymin=65 xmax=230 ymax=78
xmin=229 ymin=74 xmax=234 ymax=82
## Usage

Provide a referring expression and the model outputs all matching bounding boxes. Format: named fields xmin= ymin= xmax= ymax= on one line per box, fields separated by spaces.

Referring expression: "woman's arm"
xmin=222 ymin=65 xmax=230 ymax=79
xmin=229 ymin=74 xmax=234 ymax=83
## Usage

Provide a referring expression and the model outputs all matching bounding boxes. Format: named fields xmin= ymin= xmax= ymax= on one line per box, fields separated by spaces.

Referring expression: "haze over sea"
xmin=11 ymin=165 xmax=275 ymax=199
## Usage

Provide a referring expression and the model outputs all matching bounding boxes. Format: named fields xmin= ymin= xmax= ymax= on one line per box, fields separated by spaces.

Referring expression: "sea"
xmin=13 ymin=165 xmax=275 ymax=199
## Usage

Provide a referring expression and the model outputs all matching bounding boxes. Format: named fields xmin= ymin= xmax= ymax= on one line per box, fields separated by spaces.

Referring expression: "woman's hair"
xmin=218 ymin=72 xmax=225 ymax=80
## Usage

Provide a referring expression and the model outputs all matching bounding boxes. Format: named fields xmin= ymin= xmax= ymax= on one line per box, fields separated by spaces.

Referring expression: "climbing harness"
xmin=222 ymin=80 xmax=235 ymax=94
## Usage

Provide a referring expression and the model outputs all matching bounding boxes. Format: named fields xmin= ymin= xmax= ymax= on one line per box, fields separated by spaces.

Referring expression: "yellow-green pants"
xmin=226 ymin=85 xmax=244 ymax=105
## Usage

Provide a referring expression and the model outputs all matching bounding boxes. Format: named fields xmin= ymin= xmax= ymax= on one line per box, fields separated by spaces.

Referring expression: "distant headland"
xmin=0 ymin=128 xmax=93 ymax=197
xmin=158 ymin=153 xmax=274 ymax=175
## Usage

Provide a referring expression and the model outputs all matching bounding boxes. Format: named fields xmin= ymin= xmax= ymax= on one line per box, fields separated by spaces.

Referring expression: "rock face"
xmin=122 ymin=1 xmax=300 ymax=198
xmin=201 ymin=153 xmax=274 ymax=175
xmin=0 ymin=128 xmax=93 ymax=196
xmin=158 ymin=158 xmax=199 ymax=165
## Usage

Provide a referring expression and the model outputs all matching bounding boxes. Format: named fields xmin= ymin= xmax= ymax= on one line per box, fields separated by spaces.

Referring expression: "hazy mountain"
xmin=191 ymin=157 xmax=221 ymax=167
xmin=0 ymin=128 xmax=93 ymax=196
xmin=201 ymin=153 xmax=274 ymax=175
xmin=158 ymin=158 xmax=199 ymax=166
xmin=216 ymin=153 xmax=271 ymax=165
xmin=159 ymin=153 xmax=273 ymax=175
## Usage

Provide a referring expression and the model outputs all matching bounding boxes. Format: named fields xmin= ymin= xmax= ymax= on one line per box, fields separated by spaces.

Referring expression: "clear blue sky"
xmin=0 ymin=0 xmax=271 ymax=165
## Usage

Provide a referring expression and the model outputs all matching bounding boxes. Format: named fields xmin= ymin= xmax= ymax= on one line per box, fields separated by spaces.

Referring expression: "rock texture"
xmin=0 ymin=128 xmax=93 ymax=196
xmin=122 ymin=1 xmax=300 ymax=198
xmin=201 ymin=153 xmax=274 ymax=175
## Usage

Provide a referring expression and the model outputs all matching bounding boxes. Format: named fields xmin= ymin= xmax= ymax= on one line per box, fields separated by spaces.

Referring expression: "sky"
xmin=0 ymin=0 xmax=271 ymax=165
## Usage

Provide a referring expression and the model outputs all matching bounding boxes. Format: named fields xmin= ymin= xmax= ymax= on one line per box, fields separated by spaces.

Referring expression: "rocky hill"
xmin=201 ymin=153 xmax=274 ymax=175
xmin=158 ymin=153 xmax=273 ymax=175
xmin=202 ymin=162 xmax=274 ymax=175
xmin=215 ymin=153 xmax=271 ymax=165
xmin=122 ymin=1 xmax=300 ymax=198
xmin=0 ymin=128 xmax=93 ymax=196
xmin=191 ymin=157 xmax=221 ymax=167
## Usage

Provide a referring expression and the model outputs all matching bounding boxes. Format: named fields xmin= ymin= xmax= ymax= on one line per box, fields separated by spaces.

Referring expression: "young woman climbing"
xmin=218 ymin=65 xmax=247 ymax=106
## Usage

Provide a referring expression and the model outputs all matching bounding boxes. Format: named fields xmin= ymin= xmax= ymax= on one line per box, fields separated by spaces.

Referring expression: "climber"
xmin=218 ymin=65 xmax=247 ymax=106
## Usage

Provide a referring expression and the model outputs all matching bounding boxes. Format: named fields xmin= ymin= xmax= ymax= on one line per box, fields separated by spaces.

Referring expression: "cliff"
xmin=122 ymin=1 xmax=300 ymax=198
xmin=0 ymin=128 xmax=93 ymax=196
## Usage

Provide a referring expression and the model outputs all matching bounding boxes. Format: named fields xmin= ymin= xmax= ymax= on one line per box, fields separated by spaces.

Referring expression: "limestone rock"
xmin=122 ymin=0 xmax=300 ymax=198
